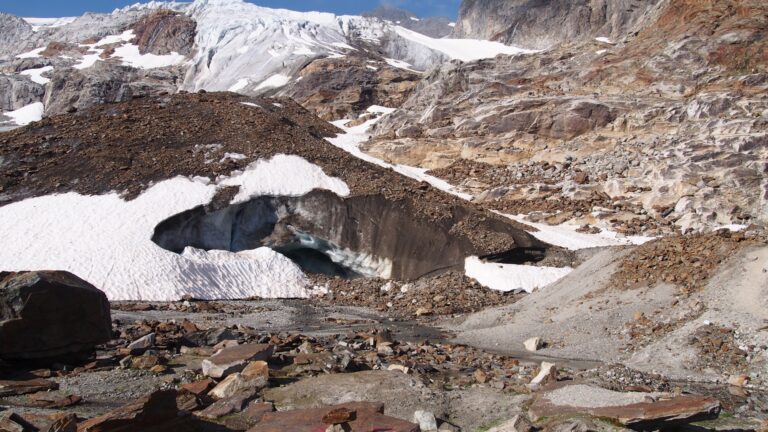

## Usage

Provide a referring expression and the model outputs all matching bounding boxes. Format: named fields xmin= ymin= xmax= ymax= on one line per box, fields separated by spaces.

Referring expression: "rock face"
xmin=43 ymin=63 xmax=182 ymax=116
xmin=151 ymin=189 xmax=549 ymax=280
xmin=0 ymin=75 xmax=45 ymax=111
xmin=369 ymin=0 xmax=768 ymax=233
xmin=0 ymin=13 xmax=33 ymax=58
xmin=0 ymin=271 xmax=112 ymax=360
xmin=452 ymin=0 xmax=662 ymax=49
xmin=129 ymin=10 xmax=197 ymax=56
xmin=281 ymin=56 xmax=420 ymax=121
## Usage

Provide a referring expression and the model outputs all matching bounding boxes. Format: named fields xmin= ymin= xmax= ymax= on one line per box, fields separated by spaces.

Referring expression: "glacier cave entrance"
xmin=151 ymin=190 xmax=551 ymax=280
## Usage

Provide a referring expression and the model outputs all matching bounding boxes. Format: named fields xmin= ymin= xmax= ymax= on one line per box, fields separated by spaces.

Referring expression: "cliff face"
xmin=368 ymin=0 xmax=768 ymax=233
xmin=452 ymin=0 xmax=662 ymax=49
xmin=0 ymin=13 xmax=33 ymax=58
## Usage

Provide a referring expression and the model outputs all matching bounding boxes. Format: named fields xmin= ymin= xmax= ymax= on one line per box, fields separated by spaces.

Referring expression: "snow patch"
xmin=220 ymin=154 xmax=350 ymax=203
xmin=16 ymin=47 xmax=46 ymax=59
xmin=0 ymin=154 xmax=348 ymax=300
xmin=229 ymin=78 xmax=250 ymax=92
xmin=219 ymin=152 xmax=247 ymax=163
xmin=23 ymin=17 xmax=77 ymax=31
xmin=465 ymin=257 xmax=572 ymax=293
xmin=393 ymin=26 xmax=537 ymax=62
xmin=254 ymin=74 xmax=291 ymax=91
xmin=111 ymin=44 xmax=186 ymax=69
xmin=384 ymin=58 xmax=420 ymax=73
xmin=3 ymin=102 xmax=44 ymax=126
xmin=73 ymin=51 xmax=103 ymax=70
xmin=366 ymin=105 xmax=397 ymax=115
xmin=20 ymin=66 xmax=54 ymax=85
xmin=501 ymin=213 xmax=655 ymax=250
xmin=595 ymin=37 xmax=615 ymax=44
xmin=327 ymin=110 xmax=472 ymax=200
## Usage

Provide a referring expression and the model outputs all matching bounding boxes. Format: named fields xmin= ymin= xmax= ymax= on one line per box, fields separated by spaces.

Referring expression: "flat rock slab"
xmin=248 ymin=402 xmax=419 ymax=432
xmin=77 ymin=389 xmax=194 ymax=432
xmin=529 ymin=384 xmax=720 ymax=430
xmin=202 ymin=343 xmax=273 ymax=379
xmin=263 ymin=370 xmax=448 ymax=421
xmin=0 ymin=378 xmax=59 ymax=397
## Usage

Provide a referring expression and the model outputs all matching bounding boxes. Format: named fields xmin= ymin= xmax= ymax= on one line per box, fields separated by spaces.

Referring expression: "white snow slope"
xmin=0 ymin=155 xmax=348 ymax=301
xmin=108 ymin=0 xmax=535 ymax=92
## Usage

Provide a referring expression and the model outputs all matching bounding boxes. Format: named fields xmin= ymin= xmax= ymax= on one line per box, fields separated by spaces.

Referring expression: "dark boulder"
xmin=0 ymin=271 xmax=112 ymax=360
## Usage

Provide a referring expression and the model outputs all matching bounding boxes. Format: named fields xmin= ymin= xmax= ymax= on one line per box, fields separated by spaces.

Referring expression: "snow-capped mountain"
xmin=0 ymin=0 xmax=532 ymax=128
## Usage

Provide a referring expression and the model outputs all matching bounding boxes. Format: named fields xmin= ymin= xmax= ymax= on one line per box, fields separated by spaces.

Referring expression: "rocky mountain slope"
xmin=367 ymin=0 xmax=768 ymax=233
xmin=0 ymin=92 xmax=561 ymax=300
xmin=0 ymin=0 xmax=528 ymax=126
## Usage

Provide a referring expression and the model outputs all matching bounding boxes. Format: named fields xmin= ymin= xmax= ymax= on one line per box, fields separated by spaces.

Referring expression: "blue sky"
xmin=0 ymin=0 xmax=461 ymax=19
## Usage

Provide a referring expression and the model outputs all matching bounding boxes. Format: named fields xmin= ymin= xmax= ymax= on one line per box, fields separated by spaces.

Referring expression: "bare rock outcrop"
xmin=368 ymin=0 xmax=768 ymax=233
xmin=0 ymin=74 xmax=45 ymax=111
xmin=43 ymin=62 xmax=183 ymax=115
xmin=281 ymin=56 xmax=420 ymax=120
xmin=0 ymin=13 xmax=34 ymax=59
xmin=129 ymin=9 xmax=197 ymax=56
xmin=452 ymin=0 xmax=662 ymax=49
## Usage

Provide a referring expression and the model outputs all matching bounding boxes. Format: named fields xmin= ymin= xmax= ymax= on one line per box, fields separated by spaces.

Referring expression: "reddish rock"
xmin=181 ymin=379 xmax=216 ymax=397
xmin=29 ymin=393 xmax=82 ymax=408
xmin=529 ymin=384 xmax=721 ymax=429
xmin=77 ymin=390 xmax=195 ymax=432
xmin=0 ymin=412 xmax=37 ymax=432
xmin=48 ymin=413 xmax=78 ymax=432
xmin=322 ymin=408 xmax=356 ymax=425
xmin=202 ymin=343 xmax=274 ymax=379
xmin=0 ymin=378 xmax=59 ymax=397
xmin=248 ymin=402 xmax=419 ymax=432
xmin=129 ymin=10 xmax=196 ymax=56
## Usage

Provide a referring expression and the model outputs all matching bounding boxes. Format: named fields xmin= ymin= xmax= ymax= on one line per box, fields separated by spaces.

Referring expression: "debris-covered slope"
xmin=368 ymin=0 xmax=768 ymax=234
xmin=0 ymin=92 xmax=553 ymax=300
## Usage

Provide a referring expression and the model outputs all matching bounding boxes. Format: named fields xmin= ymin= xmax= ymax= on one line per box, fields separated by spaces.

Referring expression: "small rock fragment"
xmin=523 ymin=337 xmax=543 ymax=352
xmin=412 ymin=410 xmax=438 ymax=431
xmin=529 ymin=362 xmax=557 ymax=387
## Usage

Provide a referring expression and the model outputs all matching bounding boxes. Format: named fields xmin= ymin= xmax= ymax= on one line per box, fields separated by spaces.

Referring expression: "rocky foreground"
xmin=1 ymin=269 xmax=766 ymax=432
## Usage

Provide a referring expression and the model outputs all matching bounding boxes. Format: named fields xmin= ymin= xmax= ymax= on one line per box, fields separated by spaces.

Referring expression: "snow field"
xmin=0 ymin=155 xmax=348 ymax=300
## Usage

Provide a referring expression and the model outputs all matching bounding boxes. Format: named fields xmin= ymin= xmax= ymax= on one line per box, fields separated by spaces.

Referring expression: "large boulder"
xmin=0 ymin=271 xmax=112 ymax=360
